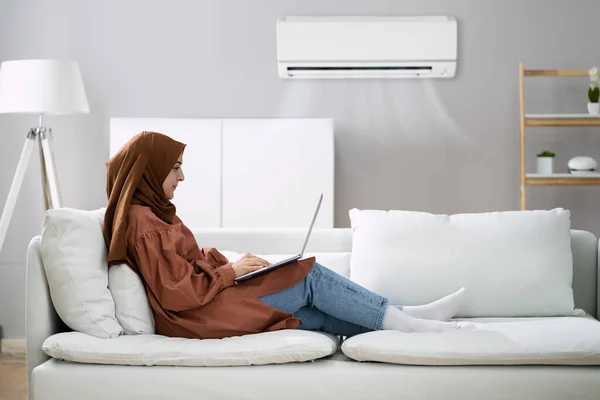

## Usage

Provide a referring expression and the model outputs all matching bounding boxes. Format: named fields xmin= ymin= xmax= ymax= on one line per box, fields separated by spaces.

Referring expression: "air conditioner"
xmin=276 ymin=16 xmax=458 ymax=79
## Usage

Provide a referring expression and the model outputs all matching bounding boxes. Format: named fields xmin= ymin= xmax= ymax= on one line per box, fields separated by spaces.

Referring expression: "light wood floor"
xmin=0 ymin=353 xmax=28 ymax=400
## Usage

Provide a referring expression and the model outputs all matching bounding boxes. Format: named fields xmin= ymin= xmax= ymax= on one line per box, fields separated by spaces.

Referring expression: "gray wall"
xmin=1 ymin=0 xmax=599 ymax=338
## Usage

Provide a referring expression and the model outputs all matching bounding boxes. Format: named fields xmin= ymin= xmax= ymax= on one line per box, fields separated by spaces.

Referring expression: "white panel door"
xmin=109 ymin=118 xmax=222 ymax=228
xmin=222 ymin=119 xmax=334 ymax=228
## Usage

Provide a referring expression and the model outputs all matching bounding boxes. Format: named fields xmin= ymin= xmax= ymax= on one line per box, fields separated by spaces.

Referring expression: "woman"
xmin=103 ymin=131 xmax=465 ymax=340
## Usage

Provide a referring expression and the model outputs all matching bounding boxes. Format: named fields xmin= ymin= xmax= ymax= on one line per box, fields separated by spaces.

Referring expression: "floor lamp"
xmin=0 ymin=59 xmax=90 ymax=253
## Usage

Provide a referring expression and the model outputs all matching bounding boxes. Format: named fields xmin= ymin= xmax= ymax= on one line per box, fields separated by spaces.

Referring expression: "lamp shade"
xmin=0 ymin=59 xmax=90 ymax=115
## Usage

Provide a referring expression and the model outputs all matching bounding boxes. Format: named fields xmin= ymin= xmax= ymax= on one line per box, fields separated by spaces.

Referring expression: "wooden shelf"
xmin=519 ymin=63 xmax=600 ymax=209
xmin=523 ymin=69 xmax=588 ymax=77
xmin=526 ymin=173 xmax=600 ymax=186
xmin=525 ymin=114 xmax=600 ymax=127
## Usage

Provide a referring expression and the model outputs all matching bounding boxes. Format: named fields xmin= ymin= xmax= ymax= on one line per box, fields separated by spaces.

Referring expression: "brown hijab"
xmin=103 ymin=131 xmax=186 ymax=265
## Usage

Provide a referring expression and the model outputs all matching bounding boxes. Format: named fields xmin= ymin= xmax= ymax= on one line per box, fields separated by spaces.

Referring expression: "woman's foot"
xmin=381 ymin=306 xmax=459 ymax=333
xmin=399 ymin=287 xmax=466 ymax=321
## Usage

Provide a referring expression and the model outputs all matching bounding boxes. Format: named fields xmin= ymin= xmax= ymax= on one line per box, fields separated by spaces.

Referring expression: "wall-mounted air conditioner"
xmin=276 ymin=16 xmax=458 ymax=79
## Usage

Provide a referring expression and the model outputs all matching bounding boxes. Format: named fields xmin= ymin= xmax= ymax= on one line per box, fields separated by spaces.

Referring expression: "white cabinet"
xmin=110 ymin=118 xmax=334 ymax=229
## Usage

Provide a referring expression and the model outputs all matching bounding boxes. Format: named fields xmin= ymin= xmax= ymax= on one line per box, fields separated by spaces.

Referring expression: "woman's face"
xmin=162 ymin=153 xmax=185 ymax=200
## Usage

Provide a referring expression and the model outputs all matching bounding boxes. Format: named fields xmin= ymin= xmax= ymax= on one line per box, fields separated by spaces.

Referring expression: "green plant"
xmin=589 ymin=86 xmax=600 ymax=103
xmin=589 ymin=66 xmax=599 ymax=103
xmin=537 ymin=150 xmax=555 ymax=158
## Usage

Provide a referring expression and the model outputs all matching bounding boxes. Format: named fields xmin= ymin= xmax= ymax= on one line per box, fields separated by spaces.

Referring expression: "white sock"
xmin=400 ymin=288 xmax=466 ymax=321
xmin=381 ymin=306 xmax=458 ymax=333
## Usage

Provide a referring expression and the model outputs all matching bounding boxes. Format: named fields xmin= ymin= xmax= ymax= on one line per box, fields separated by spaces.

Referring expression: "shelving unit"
xmin=519 ymin=63 xmax=600 ymax=210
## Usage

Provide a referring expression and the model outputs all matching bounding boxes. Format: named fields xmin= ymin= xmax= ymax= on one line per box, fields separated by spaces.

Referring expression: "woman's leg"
xmin=259 ymin=262 xmax=387 ymax=331
xmin=293 ymin=307 xmax=371 ymax=337
xmin=259 ymin=262 xmax=462 ymax=333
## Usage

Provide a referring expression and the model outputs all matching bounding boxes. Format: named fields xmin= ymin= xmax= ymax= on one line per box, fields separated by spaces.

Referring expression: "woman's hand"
xmin=232 ymin=253 xmax=270 ymax=278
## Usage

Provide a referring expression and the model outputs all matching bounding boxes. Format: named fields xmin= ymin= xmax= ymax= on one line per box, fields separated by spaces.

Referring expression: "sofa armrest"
xmin=26 ymin=236 xmax=66 ymax=389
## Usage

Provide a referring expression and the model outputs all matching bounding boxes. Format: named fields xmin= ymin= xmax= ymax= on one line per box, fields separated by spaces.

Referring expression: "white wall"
xmin=0 ymin=0 xmax=599 ymax=338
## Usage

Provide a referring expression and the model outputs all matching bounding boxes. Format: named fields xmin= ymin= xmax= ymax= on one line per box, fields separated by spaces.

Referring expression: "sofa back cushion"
xmin=349 ymin=208 xmax=581 ymax=318
xmin=40 ymin=208 xmax=123 ymax=338
xmin=191 ymin=228 xmax=353 ymax=259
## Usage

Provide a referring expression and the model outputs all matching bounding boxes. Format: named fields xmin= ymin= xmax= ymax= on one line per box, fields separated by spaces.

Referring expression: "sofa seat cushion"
xmin=342 ymin=315 xmax=600 ymax=366
xmin=42 ymin=330 xmax=339 ymax=367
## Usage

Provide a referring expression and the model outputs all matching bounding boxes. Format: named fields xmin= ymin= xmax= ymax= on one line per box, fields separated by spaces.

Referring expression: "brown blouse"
xmin=124 ymin=204 xmax=315 ymax=339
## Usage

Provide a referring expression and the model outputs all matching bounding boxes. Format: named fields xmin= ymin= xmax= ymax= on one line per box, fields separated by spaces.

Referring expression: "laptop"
xmin=234 ymin=193 xmax=323 ymax=283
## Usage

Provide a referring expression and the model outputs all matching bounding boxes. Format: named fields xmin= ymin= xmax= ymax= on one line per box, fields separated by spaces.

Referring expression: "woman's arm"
xmin=198 ymin=247 xmax=230 ymax=270
xmin=132 ymin=229 xmax=237 ymax=313
xmin=179 ymin=223 xmax=230 ymax=269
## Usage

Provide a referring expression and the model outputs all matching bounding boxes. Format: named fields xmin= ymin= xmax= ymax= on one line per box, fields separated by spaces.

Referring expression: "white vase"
xmin=537 ymin=157 xmax=553 ymax=175
xmin=588 ymin=102 xmax=600 ymax=115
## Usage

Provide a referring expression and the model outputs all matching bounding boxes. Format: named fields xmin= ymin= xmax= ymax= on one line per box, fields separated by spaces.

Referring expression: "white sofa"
xmin=26 ymin=219 xmax=600 ymax=399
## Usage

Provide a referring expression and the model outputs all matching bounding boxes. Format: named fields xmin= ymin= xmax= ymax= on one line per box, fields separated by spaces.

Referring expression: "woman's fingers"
xmin=246 ymin=254 xmax=269 ymax=265
xmin=238 ymin=253 xmax=270 ymax=267
xmin=245 ymin=259 xmax=265 ymax=267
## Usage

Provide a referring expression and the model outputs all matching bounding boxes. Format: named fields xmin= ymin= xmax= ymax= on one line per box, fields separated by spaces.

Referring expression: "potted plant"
xmin=537 ymin=150 xmax=555 ymax=174
xmin=588 ymin=66 xmax=599 ymax=115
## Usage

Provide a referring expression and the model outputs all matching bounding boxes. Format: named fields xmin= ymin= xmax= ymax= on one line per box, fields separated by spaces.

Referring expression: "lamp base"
xmin=0 ymin=126 xmax=62 ymax=252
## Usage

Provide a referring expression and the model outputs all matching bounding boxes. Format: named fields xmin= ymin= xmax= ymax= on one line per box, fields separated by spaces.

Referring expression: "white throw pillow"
xmin=43 ymin=330 xmax=339 ymax=367
xmin=349 ymin=208 xmax=580 ymax=318
xmin=108 ymin=264 xmax=155 ymax=335
xmin=40 ymin=208 xmax=122 ymax=338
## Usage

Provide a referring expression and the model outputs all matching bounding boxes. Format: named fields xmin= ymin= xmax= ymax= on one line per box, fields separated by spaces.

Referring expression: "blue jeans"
xmin=258 ymin=262 xmax=389 ymax=337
